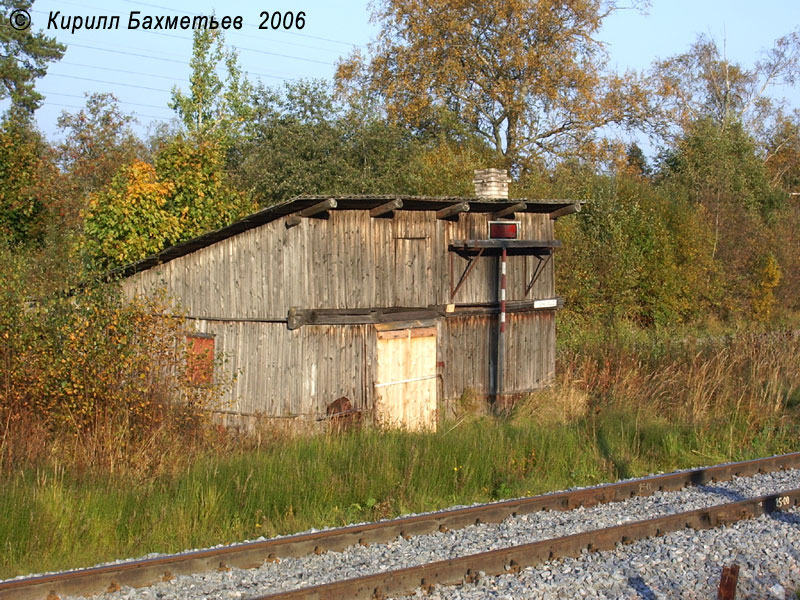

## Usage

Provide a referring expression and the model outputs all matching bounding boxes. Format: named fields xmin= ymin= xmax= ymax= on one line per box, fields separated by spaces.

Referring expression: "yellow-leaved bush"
xmin=83 ymin=160 xmax=178 ymax=270
xmin=83 ymin=136 xmax=253 ymax=271
xmin=0 ymin=250 xmax=229 ymax=474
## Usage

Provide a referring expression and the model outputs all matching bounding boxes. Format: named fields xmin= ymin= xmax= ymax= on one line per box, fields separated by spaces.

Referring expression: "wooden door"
xmin=394 ymin=237 xmax=431 ymax=307
xmin=374 ymin=326 xmax=437 ymax=431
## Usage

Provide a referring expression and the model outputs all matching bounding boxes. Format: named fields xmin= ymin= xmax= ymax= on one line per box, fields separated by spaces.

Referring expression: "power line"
xmin=48 ymin=73 xmax=172 ymax=93
xmin=61 ymin=60 xmax=186 ymax=82
xmin=43 ymin=102 xmax=169 ymax=121
xmin=32 ymin=0 xmax=358 ymax=58
xmin=40 ymin=90 xmax=173 ymax=112
xmin=67 ymin=42 xmax=189 ymax=64
xmin=58 ymin=60 xmax=293 ymax=83
xmin=65 ymin=39 xmax=333 ymax=68
xmin=34 ymin=1 xmax=353 ymax=55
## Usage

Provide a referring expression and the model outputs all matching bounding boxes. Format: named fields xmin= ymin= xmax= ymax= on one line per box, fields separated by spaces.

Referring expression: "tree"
xmin=0 ymin=116 xmax=60 ymax=245
xmin=0 ymin=0 xmax=65 ymax=115
xmin=335 ymin=0 xmax=648 ymax=169
xmin=650 ymin=32 xmax=800 ymax=142
xmin=232 ymin=80 xmax=493 ymax=204
xmin=764 ymin=110 xmax=800 ymax=193
xmin=57 ymin=93 xmax=146 ymax=199
xmin=155 ymin=134 xmax=252 ymax=240
xmin=83 ymin=160 xmax=178 ymax=269
xmin=660 ymin=118 xmax=783 ymax=216
xmin=83 ymin=137 xmax=253 ymax=269
xmin=657 ymin=117 xmax=786 ymax=315
xmin=169 ymin=28 xmax=253 ymax=143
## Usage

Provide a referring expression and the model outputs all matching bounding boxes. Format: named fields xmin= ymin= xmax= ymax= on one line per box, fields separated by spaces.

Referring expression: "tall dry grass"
xmin=556 ymin=329 xmax=800 ymax=427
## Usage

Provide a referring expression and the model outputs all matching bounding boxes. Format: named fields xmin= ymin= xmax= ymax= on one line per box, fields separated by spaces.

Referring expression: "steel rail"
xmin=2 ymin=452 xmax=799 ymax=600
xmin=248 ymin=488 xmax=800 ymax=600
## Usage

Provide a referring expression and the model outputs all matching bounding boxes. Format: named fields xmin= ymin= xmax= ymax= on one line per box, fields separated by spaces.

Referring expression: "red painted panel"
xmin=488 ymin=221 xmax=518 ymax=239
xmin=186 ymin=335 xmax=214 ymax=386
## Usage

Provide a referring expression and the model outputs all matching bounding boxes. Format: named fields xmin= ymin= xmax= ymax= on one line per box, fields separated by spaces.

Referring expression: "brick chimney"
xmin=473 ymin=168 xmax=510 ymax=200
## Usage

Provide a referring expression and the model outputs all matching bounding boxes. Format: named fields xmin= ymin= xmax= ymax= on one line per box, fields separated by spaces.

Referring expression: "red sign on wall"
xmin=186 ymin=335 xmax=214 ymax=386
xmin=488 ymin=220 xmax=519 ymax=239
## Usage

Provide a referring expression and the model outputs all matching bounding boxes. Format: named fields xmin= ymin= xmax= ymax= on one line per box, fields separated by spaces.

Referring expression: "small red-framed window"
xmin=186 ymin=333 xmax=214 ymax=386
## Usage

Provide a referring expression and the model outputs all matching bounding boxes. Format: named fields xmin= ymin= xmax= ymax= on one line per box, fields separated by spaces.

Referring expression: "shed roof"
xmin=113 ymin=195 xmax=582 ymax=278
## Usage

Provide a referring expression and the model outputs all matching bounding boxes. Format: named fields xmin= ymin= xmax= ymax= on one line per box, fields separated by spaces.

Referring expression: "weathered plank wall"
xmin=122 ymin=210 xmax=555 ymax=315
xmin=438 ymin=311 xmax=555 ymax=402
xmin=193 ymin=312 xmax=554 ymax=419
xmin=122 ymin=208 xmax=558 ymax=419
xmin=194 ymin=320 xmax=372 ymax=418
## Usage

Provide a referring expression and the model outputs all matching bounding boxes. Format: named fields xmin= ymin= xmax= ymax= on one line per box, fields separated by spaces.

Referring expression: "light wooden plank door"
xmin=374 ymin=326 xmax=438 ymax=431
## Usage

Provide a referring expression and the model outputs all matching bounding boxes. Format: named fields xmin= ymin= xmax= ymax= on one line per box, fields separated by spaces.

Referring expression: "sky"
xmin=11 ymin=0 xmax=800 ymax=144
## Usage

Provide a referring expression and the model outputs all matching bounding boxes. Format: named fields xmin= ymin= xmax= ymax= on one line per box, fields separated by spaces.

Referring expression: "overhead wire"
xmin=47 ymin=73 xmax=172 ymax=93
xmin=44 ymin=101 xmax=169 ymax=121
xmin=34 ymin=0 xmax=356 ymax=54
xmin=39 ymin=90 xmax=174 ymax=112
xmin=58 ymin=59 xmax=295 ymax=83
xmin=31 ymin=3 xmax=348 ymax=64
xmin=25 ymin=0 xmax=362 ymax=131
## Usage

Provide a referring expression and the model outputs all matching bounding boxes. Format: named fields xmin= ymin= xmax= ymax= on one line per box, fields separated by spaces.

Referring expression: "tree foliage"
xmin=169 ymin=28 xmax=253 ymax=143
xmin=83 ymin=160 xmax=178 ymax=269
xmin=84 ymin=136 xmax=253 ymax=269
xmin=232 ymin=80 xmax=493 ymax=203
xmin=521 ymin=168 xmax=721 ymax=328
xmin=764 ymin=110 xmax=800 ymax=193
xmin=650 ymin=31 xmax=800 ymax=142
xmin=660 ymin=117 xmax=784 ymax=215
xmin=155 ymin=135 xmax=253 ymax=240
xmin=57 ymin=93 xmax=146 ymax=199
xmin=0 ymin=116 xmax=59 ymax=246
xmin=336 ymin=0 xmax=648 ymax=168
xmin=0 ymin=0 xmax=65 ymax=115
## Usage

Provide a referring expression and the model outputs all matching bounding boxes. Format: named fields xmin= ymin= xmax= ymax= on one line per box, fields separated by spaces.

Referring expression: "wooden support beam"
xmin=492 ymin=202 xmax=526 ymax=220
xmin=549 ymin=203 xmax=581 ymax=220
xmin=370 ymin=198 xmax=403 ymax=218
xmin=286 ymin=199 xmax=337 ymax=228
xmin=300 ymin=198 xmax=337 ymax=218
xmin=436 ymin=201 xmax=470 ymax=221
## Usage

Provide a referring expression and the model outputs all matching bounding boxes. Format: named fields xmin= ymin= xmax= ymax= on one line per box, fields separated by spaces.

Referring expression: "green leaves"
xmin=83 ymin=136 xmax=253 ymax=270
xmin=83 ymin=160 xmax=177 ymax=269
xmin=0 ymin=116 xmax=54 ymax=246
xmin=0 ymin=0 xmax=65 ymax=115
xmin=169 ymin=29 xmax=254 ymax=144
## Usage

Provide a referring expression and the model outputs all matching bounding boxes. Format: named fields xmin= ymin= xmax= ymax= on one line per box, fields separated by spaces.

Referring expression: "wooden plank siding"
xmin=438 ymin=311 xmax=555 ymax=402
xmin=123 ymin=210 xmax=555 ymax=314
xmin=192 ymin=320 xmax=372 ymax=418
xmin=122 ymin=207 xmax=559 ymax=420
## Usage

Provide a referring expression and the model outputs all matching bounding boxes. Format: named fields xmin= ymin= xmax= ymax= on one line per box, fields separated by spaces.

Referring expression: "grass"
xmin=2 ymin=410 xmax=798 ymax=579
xmin=2 ymin=325 xmax=800 ymax=579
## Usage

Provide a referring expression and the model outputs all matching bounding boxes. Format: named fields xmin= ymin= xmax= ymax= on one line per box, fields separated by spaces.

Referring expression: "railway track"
xmin=250 ymin=488 xmax=800 ymax=599
xmin=2 ymin=452 xmax=799 ymax=600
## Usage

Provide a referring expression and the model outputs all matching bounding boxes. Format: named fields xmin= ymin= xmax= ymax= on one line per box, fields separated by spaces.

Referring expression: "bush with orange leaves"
xmin=0 ymin=248 xmax=228 ymax=476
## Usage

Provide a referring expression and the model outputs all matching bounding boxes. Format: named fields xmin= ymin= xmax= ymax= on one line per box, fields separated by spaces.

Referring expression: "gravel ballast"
xmin=44 ymin=467 xmax=800 ymax=599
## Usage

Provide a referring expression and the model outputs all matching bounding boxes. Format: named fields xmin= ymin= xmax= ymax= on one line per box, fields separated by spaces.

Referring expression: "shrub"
xmin=0 ymin=246 xmax=228 ymax=475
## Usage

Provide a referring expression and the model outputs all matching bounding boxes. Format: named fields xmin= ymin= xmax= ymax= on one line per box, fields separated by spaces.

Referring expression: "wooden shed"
xmin=120 ymin=170 xmax=581 ymax=430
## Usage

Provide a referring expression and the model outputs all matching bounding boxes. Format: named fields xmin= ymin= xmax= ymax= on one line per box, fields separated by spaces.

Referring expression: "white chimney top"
xmin=473 ymin=168 xmax=510 ymax=199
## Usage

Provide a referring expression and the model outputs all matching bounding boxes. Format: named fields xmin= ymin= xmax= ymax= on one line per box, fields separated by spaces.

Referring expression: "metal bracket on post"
xmin=525 ymin=252 xmax=553 ymax=297
xmin=449 ymin=248 xmax=485 ymax=301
